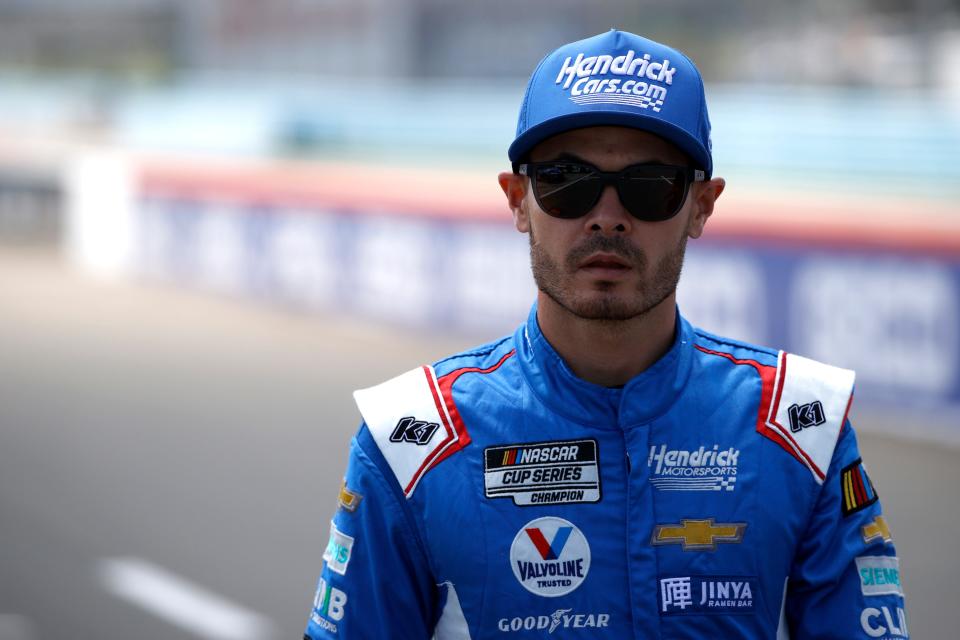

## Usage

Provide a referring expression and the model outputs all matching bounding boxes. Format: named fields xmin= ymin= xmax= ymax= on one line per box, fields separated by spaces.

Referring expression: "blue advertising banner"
xmin=136 ymin=195 xmax=960 ymax=416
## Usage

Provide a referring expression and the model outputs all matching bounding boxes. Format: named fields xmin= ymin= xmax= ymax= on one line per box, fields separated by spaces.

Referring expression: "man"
xmin=304 ymin=30 xmax=908 ymax=639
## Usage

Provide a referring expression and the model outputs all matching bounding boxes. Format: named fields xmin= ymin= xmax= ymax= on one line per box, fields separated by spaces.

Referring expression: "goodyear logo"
xmin=484 ymin=439 xmax=600 ymax=506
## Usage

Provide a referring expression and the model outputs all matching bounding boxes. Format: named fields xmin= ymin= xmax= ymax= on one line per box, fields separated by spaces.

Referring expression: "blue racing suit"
xmin=305 ymin=306 xmax=908 ymax=639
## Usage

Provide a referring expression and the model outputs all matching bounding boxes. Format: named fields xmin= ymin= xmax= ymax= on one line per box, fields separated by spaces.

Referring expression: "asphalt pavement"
xmin=0 ymin=248 xmax=955 ymax=639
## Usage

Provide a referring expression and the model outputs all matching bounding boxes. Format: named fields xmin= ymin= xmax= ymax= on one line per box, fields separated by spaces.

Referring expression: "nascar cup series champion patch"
xmin=484 ymin=439 xmax=601 ymax=506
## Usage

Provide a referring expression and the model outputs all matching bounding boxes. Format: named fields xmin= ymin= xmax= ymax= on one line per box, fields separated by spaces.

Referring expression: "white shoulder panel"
xmin=433 ymin=581 xmax=471 ymax=639
xmin=776 ymin=577 xmax=790 ymax=639
xmin=764 ymin=352 xmax=856 ymax=484
xmin=353 ymin=365 xmax=462 ymax=498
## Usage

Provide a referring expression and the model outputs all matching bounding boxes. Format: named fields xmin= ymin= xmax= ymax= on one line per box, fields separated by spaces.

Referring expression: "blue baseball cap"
xmin=508 ymin=29 xmax=713 ymax=177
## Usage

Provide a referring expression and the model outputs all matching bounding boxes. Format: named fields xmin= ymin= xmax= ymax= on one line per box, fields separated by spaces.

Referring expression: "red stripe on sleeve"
xmin=851 ymin=466 xmax=867 ymax=505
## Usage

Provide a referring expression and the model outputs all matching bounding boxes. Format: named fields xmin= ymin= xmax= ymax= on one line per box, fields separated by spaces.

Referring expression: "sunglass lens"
xmin=619 ymin=166 xmax=687 ymax=221
xmin=534 ymin=163 xmax=601 ymax=219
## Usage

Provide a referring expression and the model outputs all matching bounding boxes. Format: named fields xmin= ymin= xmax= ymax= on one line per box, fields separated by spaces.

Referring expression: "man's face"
xmin=506 ymin=126 xmax=716 ymax=322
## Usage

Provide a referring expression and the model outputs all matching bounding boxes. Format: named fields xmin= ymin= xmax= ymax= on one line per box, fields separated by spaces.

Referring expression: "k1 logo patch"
xmin=510 ymin=517 xmax=591 ymax=597
xmin=484 ymin=439 xmax=600 ymax=506
xmin=788 ymin=400 xmax=826 ymax=432
xmin=389 ymin=416 xmax=440 ymax=445
xmin=659 ymin=576 xmax=757 ymax=615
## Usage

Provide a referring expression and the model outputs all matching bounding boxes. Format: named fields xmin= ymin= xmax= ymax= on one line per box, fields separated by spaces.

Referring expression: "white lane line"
xmin=97 ymin=557 xmax=276 ymax=640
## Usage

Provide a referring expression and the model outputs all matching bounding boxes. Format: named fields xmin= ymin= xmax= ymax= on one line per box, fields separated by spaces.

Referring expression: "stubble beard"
xmin=529 ymin=230 xmax=687 ymax=323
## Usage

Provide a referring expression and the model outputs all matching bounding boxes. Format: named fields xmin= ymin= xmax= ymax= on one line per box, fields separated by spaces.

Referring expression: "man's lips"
xmin=577 ymin=253 xmax=633 ymax=279
xmin=578 ymin=253 xmax=632 ymax=270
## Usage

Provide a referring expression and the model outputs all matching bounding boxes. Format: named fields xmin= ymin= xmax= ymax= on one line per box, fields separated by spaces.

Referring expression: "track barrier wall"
xmin=65 ymin=152 xmax=960 ymax=425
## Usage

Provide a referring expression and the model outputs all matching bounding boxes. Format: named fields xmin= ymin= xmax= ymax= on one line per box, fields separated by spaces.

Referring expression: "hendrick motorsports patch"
xmin=484 ymin=439 xmax=601 ymax=506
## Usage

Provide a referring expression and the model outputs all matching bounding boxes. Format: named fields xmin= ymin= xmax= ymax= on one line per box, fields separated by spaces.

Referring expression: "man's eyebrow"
xmin=543 ymin=152 xmax=589 ymax=163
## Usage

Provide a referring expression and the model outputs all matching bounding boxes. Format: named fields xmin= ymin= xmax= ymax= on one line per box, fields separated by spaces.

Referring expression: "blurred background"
xmin=0 ymin=1 xmax=958 ymax=638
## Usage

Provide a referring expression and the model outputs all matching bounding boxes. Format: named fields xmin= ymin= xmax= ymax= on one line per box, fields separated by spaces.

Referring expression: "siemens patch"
xmin=659 ymin=576 xmax=758 ymax=615
xmin=322 ymin=522 xmax=354 ymax=576
xmin=485 ymin=439 xmax=600 ymax=506
xmin=856 ymin=556 xmax=903 ymax=597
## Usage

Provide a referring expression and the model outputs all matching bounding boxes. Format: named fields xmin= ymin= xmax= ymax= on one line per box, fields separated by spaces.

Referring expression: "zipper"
xmin=624 ymin=441 xmax=637 ymax=638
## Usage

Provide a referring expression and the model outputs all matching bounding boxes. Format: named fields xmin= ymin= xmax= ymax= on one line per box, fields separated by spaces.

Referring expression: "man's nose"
xmin=584 ymin=184 xmax=632 ymax=234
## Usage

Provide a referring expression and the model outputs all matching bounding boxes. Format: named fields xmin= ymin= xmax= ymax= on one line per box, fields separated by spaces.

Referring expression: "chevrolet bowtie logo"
xmin=862 ymin=515 xmax=893 ymax=545
xmin=651 ymin=519 xmax=747 ymax=551
xmin=337 ymin=479 xmax=362 ymax=513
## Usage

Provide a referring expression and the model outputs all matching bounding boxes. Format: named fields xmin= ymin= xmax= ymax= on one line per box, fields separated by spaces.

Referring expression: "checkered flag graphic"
xmin=718 ymin=477 xmax=737 ymax=491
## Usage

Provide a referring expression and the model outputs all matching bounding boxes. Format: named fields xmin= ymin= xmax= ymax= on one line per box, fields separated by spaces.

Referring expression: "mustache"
xmin=565 ymin=235 xmax=646 ymax=269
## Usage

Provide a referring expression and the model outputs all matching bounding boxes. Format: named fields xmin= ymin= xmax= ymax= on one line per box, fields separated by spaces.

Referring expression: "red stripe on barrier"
xmin=136 ymin=158 xmax=960 ymax=256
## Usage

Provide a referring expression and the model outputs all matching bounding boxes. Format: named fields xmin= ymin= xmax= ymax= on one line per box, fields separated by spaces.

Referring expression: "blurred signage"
xmin=0 ymin=172 xmax=62 ymax=246
xmin=133 ymin=193 xmax=960 ymax=415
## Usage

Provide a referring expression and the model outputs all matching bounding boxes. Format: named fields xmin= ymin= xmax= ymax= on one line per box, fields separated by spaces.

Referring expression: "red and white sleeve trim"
xmin=760 ymin=351 xmax=855 ymax=484
xmin=352 ymin=351 xmax=515 ymax=498
xmin=695 ymin=345 xmax=855 ymax=485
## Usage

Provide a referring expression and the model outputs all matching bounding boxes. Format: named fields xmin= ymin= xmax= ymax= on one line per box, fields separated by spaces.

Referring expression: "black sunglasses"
xmin=514 ymin=160 xmax=706 ymax=221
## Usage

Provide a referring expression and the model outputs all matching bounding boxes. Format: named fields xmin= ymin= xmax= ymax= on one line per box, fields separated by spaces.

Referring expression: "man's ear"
xmin=687 ymin=177 xmax=725 ymax=239
xmin=498 ymin=171 xmax=530 ymax=233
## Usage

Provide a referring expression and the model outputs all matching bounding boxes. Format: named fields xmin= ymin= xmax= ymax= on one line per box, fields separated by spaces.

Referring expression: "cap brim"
xmin=508 ymin=111 xmax=712 ymax=178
